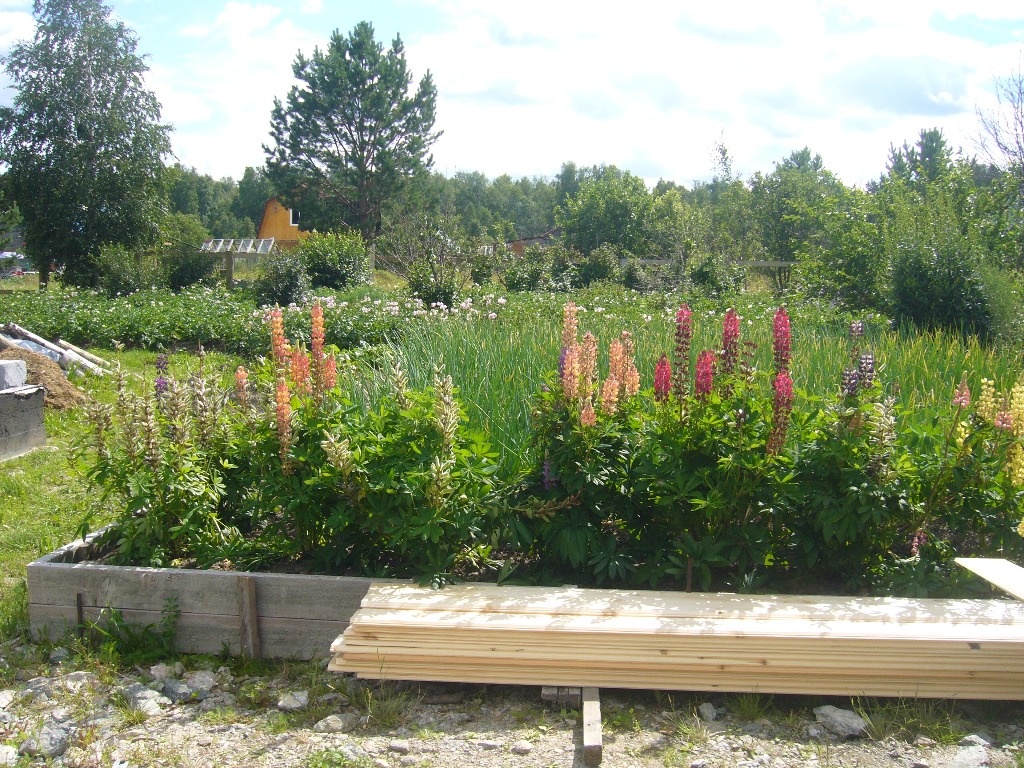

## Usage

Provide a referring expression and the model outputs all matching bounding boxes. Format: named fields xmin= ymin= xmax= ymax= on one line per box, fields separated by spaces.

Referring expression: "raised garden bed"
xmin=27 ymin=527 xmax=387 ymax=660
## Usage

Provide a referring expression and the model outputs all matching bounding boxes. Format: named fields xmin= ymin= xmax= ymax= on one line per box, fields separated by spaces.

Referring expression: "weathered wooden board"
xmin=27 ymin=528 xmax=390 ymax=659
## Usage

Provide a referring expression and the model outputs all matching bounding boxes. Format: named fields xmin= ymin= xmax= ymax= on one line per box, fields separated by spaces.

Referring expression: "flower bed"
xmin=27 ymin=527 xmax=389 ymax=659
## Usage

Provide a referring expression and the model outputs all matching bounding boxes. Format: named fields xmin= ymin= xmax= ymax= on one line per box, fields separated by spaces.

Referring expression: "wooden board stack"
xmin=330 ymin=583 xmax=1024 ymax=699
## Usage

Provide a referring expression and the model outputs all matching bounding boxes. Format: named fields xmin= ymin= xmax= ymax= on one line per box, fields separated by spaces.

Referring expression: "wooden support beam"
xmin=582 ymin=687 xmax=602 ymax=766
xmin=956 ymin=558 xmax=1024 ymax=601
xmin=238 ymin=575 xmax=260 ymax=658
xmin=541 ymin=686 xmax=581 ymax=708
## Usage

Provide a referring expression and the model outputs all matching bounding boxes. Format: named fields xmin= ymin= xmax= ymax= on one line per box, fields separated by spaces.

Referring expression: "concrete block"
xmin=0 ymin=360 xmax=27 ymax=389
xmin=0 ymin=385 xmax=46 ymax=461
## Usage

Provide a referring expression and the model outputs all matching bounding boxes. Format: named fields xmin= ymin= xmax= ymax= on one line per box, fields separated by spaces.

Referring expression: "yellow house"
xmin=257 ymin=198 xmax=309 ymax=249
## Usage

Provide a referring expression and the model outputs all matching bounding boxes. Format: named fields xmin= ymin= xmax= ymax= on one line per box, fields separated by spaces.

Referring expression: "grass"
xmin=853 ymin=697 xmax=967 ymax=744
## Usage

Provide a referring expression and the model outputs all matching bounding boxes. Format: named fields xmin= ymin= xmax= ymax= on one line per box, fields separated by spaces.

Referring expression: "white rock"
xmin=184 ymin=670 xmax=218 ymax=691
xmin=947 ymin=745 xmax=990 ymax=768
xmin=313 ymin=713 xmax=361 ymax=733
xmin=0 ymin=745 xmax=16 ymax=766
xmin=698 ymin=702 xmax=718 ymax=721
xmin=0 ymin=691 xmax=14 ymax=709
xmin=511 ymin=740 xmax=534 ymax=755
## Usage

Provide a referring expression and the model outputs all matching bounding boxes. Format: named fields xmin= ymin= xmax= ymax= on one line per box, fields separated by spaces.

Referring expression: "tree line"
xmin=1 ymin=0 xmax=1023 ymax=339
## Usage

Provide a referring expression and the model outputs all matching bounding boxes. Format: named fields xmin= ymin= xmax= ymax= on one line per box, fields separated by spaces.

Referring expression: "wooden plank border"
xmin=27 ymin=527 xmax=391 ymax=660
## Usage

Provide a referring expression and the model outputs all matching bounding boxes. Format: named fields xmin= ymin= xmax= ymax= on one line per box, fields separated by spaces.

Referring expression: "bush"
xmin=94 ymin=244 xmax=164 ymax=297
xmin=887 ymin=191 xmax=993 ymax=337
xmin=577 ymin=244 xmax=619 ymax=287
xmin=158 ymin=212 xmax=218 ymax=291
xmin=252 ymin=249 xmax=311 ymax=307
xmin=296 ymin=230 xmax=371 ymax=290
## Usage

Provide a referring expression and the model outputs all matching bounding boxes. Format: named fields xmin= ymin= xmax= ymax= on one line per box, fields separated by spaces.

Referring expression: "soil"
xmin=0 ymin=348 xmax=87 ymax=410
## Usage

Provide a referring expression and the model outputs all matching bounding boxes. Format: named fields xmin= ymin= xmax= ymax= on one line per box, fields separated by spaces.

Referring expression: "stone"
xmin=400 ymin=758 xmax=419 ymax=766
xmin=0 ymin=745 xmax=16 ymax=766
xmin=389 ymin=739 xmax=411 ymax=755
xmin=62 ymin=671 xmax=98 ymax=692
xmin=162 ymin=679 xmax=195 ymax=704
xmin=0 ymin=360 xmax=27 ymax=390
xmin=946 ymin=746 xmax=990 ymax=768
xmin=910 ymin=762 xmax=930 ymax=768
xmin=148 ymin=663 xmax=176 ymax=680
xmin=184 ymin=670 xmax=218 ymax=691
xmin=960 ymin=734 xmax=994 ymax=747
xmin=123 ymin=684 xmax=170 ymax=716
xmin=46 ymin=646 xmax=70 ymax=664
xmin=812 ymin=705 xmax=868 ymax=738
xmin=20 ymin=720 xmax=70 ymax=758
xmin=511 ymin=740 xmax=534 ymax=755
xmin=314 ymin=713 xmax=361 ymax=734
xmin=477 ymin=739 xmax=502 ymax=750
xmin=698 ymin=702 xmax=718 ymax=722
xmin=277 ymin=690 xmax=309 ymax=712
xmin=0 ymin=690 xmax=14 ymax=709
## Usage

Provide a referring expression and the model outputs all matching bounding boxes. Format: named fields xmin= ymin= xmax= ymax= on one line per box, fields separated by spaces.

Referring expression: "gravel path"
xmin=1 ymin=639 xmax=1022 ymax=767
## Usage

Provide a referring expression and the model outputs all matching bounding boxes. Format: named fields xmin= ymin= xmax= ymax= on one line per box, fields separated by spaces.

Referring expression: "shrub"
xmin=94 ymin=243 xmax=164 ymax=297
xmin=577 ymin=244 xmax=620 ymax=287
xmin=159 ymin=212 xmax=218 ymax=291
xmin=252 ymin=248 xmax=311 ymax=307
xmin=296 ymin=230 xmax=371 ymax=290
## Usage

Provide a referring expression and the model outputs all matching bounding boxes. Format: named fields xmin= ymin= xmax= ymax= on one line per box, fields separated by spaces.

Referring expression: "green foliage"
xmin=885 ymin=186 xmax=994 ymax=337
xmin=93 ymin=243 xmax=164 ymax=297
xmin=0 ymin=0 xmax=172 ymax=286
xmin=266 ymin=21 xmax=439 ymax=240
xmin=164 ymin=164 xmax=253 ymax=238
xmin=297 ymin=230 xmax=371 ymax=290
xmin=557 ymin=168 xmax=662 ymax=256
xmin=253 ymin=249 xmax=312 ymax=307
xmin=381 ymin=208 xmax=467 ymax=307
xmin=159 ymin=212 xmax=218 ymax=291
xmin=83 ymin=598 xmax=179 ymax=665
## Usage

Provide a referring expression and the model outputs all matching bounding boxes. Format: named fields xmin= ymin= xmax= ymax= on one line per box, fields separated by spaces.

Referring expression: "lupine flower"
xmin=654 ymin=354 xmax=672 ymax=402
xmin=995 ymin=411 xmax=1014 ymax=431
xmin=154 ymin=375 xmax=169 ymax=398
xmin=155 ymin=353 xmax=169 ymax=375
xmin=270 ymin=307 xmax=290 ymax=374
xmin=561 ymin=345 xmax=581 ymax=401
xmin=849 ymin=320 xmax=865 ymax=338
xmin=619 ymin=330 xmax=635 ymax=360
xmin=841 ymin=368 xmax=860 ymax=399
xmin=580 ymin=332 xmax=598 ymax=399
xmin=910 ymin=530 xmax=928 ymax=557
xmin=720 ymin=308 xmax=740 ymax=378
xmin=276 ymin=377 xmax=293 ymax=473
xmin=542 ymin=459 xmax=558 ymax=490
xmin=435 ymin=374 xmax=459 ymax=449
xmin=311 ymin=301 xmax=326 ymax=398
xmin=695 ymin=350 xmax=715 ymax=401
xmin=978 ymin=378 xmax=996 ymax=421
xmin=622 ymin=364 xmax=640 ymax=398
xmin=768 ymin=369 xmax=794 ymax=456
xmin=600 ymin=375 xmax=620 ymax=414
xmin=580 ymin=398 xmax=597 ymax=427
xmin=858 ymin=352 xmax=875 ymax=390
xmin=954 ymin=376 xmax=972 ymax=409
xmin=324 ymin=357 xmax=337 ymax=390
xmin=773 ymin=307 xmax=791 ymax=373
xmin=562 ymin=302 xmax=579 ymax=351
xmin=290 ymin=347 xmax=311 ymax=396
xmin=235 ymin=366 xmax=249 ymax=404
xmin=608 ymin=339 xmax=626 ymax=385
xmin=672 ymin=304 xmax=693 ymax=401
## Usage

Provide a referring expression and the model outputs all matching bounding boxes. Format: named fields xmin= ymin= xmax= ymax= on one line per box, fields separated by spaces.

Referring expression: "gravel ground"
xmin=1 ymin=638 xmax=1023 ymax=768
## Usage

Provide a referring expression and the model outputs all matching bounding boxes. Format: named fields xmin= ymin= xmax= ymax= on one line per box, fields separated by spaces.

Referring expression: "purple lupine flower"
xmin=542 ymin=460 xmax=558 ymax=490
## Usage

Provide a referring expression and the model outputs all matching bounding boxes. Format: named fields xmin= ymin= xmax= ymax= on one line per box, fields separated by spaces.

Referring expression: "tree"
xmin=265 ymin=21 xmax=440 ymax=241
xmin=232 ymin=166 xmax=276 ymax=233
xmin=0 ymin=0 xmax=172 ymax=287
xmin=556 ymin=169 xmax=660 ymax=256
xmin=164 ymin=164 xmax=253 ymax=238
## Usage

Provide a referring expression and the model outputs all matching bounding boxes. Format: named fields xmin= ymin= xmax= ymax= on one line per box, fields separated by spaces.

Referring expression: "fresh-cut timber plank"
xmin=582 ymin=687 xmax=602 ymax=766
xmin=332 ymin=583 xmax=1024 ymax=699
xmin=956 ymin=558 xmax=1024 ymax=601
xmin=358 ymin=583 xmax=1021 ymax=624
xmin=55 ymin=339 xmax=111 ymax=370
xmin=4 ymin=323 xmax=103 ymax=375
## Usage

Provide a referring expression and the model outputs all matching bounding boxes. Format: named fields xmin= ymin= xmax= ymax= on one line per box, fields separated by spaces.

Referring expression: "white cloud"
xmin=0 ymin=9 xmax=33 ymax=50
xmin=300 ymin=0 xmax=322 ymax=12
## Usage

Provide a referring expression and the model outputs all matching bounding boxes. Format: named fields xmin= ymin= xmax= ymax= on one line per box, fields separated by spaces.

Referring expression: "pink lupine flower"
xmin=608 ymin=339 xmax=626 ymax=385
xmin=622 ymin=364 xmax=640 ymax=398
xmin=324 ymin=357 xmax=337 ymax=390
xmin=995 ymin=411 xmax=1014 ymax=431
xmin=767 ymin=370 xmax=794 ymax=456
xmin=561 ymin=345 xmax=581 ymax=401
xmin=270 ymin=307 xmax=289 ymax=371
xmin=953 ymin=377 xmax=971 ymax=408
xmin=290 ymin=347 xmax=311 ymax=396
xmin=720 ymin=308 xmax=740 ymax=378
xmin=561 ymin=302 xmax=579 ymax=351
xmin=695 ymin=350 xmax=715 ymax=401
xmin=773 ymin=306 xmax=791 ymax=373
xmin=672 ymin=304 xmax=693 ymax=401
xmin=580 ymin=332 xmax=598 ymax=398
xmin=654 ymin=354 xmax=672 ymax=402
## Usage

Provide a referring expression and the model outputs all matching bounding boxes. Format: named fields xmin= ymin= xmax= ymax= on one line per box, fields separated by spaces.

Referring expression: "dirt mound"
xmin=0 ymin=348 xmax=87 ymax=410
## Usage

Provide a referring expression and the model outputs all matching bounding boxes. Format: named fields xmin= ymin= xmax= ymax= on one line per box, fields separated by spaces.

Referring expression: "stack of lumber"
xmin=330 ymin=583 xmax=1024 ymax=699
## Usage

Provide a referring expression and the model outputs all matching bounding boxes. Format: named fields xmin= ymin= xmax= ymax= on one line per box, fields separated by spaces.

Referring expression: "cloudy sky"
xmin=1 ymin=0 xmax=1023 ymax=188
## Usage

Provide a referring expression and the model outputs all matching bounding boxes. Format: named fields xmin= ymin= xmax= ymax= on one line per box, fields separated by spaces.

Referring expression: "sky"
xmin=1 ymin=0 xmax=1023 ymax=189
